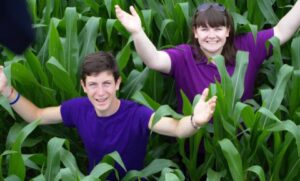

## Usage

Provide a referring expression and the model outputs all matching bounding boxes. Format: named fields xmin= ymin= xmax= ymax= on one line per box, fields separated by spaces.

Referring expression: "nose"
xmin=96 ymin=85 xmax=105 ymax=96
xmin=207 ymin=29 xmax=216 ymax=38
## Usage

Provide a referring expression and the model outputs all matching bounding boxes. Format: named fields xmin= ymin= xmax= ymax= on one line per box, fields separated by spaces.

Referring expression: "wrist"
xmin=1 ymin=86 xmax=13 ymax=98
xmin=131 ymin=28 xmax=144 ymax=38
xmin=191 ymin=114 xmax=200 ymax=129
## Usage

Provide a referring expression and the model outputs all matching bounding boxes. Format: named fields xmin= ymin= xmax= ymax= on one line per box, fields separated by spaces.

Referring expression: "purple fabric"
xmin=60 ymin=97 xmax=153 ymax=177
xmin=164 ymin=28 xmax=274 ymax=112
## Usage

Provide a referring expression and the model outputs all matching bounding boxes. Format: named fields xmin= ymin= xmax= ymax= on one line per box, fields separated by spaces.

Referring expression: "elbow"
xmin=175 ymin=130 xmax=189 ymax=139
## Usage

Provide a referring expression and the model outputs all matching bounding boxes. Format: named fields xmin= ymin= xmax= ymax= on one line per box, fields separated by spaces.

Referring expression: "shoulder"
xmin=235 ymin=28 xmax=274 ymax=43
xmin=61 ymin=97 xmax=92 ymax=110
xmin=120 ymin=99 xmax=153 ymax=112
xmin=164 ymin=44 xmax=192 ymax=53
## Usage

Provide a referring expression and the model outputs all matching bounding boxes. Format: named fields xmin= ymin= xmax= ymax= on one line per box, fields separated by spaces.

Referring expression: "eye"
xmin=199 ymin=27 xmax=208 ymax=31
xmin=88 ymin=83 xmax=97 ymax=87
xmin=103 ymin=81 xmax=112 ymax=87
xmin=215 ymin=26 xmax=224 ymax=31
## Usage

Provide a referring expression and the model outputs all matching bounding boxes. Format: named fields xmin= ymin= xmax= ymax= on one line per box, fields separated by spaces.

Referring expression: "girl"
xmin=115 ymin=2 xmax=300 ymax=111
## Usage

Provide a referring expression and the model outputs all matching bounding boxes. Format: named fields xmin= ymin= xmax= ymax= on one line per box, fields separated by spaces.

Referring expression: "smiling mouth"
xmin=95 ymin=97 xmax=108 ymax=103
xmin=206 ymin=40 xmax=219 ymax=44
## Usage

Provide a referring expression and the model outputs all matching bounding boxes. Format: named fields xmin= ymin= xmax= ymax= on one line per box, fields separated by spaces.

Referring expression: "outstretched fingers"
xmin=129 ymin=6 xmax=138 ymax=17
xmin=208 ymin=96 xmax=217 ymax=112
xmin=115 ymin=4 xmax=142 ymax=34
xmin=200 ymin=88 xmax=209 ymax=102
xmin=0 ymin=66 xmax=8 ymax=95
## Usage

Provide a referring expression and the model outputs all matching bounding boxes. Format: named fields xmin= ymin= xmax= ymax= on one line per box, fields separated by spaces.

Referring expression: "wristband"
xmin=191 ymin=114 xmax=200 ymax=129
xmin=10 ymin=93 xmax=20 ymax=105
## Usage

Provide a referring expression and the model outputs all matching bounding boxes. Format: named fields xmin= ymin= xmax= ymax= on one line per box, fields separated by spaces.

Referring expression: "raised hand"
xmin=192 ymin=88 xmax=217 ymax=127
xmin=0 ymin=66 xmax=11 ymax=98
xmin=115 ymin=5 xmax=143 ymax=35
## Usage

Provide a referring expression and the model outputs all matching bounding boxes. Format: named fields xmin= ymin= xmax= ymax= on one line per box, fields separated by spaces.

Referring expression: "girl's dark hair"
xmin=80 ymin=51 xmax=120 ymax=84
xmin=191 ymin=4 xmax=236 ymax=64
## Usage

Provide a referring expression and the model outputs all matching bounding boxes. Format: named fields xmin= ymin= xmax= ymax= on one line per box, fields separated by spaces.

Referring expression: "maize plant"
xmin=0 ymin=0 xmax=300 ymax=180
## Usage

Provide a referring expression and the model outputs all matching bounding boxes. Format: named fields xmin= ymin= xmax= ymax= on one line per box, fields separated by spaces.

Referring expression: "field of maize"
xmin=0 ymin=0 xmax=300 ymax=180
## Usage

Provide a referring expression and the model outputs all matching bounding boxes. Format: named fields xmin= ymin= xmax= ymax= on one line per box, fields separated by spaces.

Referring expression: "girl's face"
xmin=194 ymin=24 xmax=230 ymax=58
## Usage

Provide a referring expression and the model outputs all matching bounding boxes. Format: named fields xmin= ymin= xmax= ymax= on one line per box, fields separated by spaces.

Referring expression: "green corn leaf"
xmin=101 ymin=151 xmax=126 ymax=172
xmin=0 ymin=96 xmax=15 ymax=119
xmin=260 ymin=64 xmax=293 ymax=128
xmin=289 ymin=36 xmax=300 ymax=115
xmin=64 ymin=7 xmax=79 ymax=82
xmin=256 ymin=0 xmax=279 ymax=25
xmin=268 ymin=120 xmax=300 ymax=156
xmin=246 ymin=165 xmax=266 ymax=181
xmin=131 ymin=91 xmax=160 ymax=110
xmin=79 ymin=17 xmax=100 ymax=61
xmin=0 ymin=150 xmax=17 ymax=181
xmin=180 ymin=90 xmax=192 ymax=116
xmin=158 ymin=19 xmax=174 ymax=48
xmin=88 ymin=163 xmax=115 ymax=179
xmin=231 ymin=51 xmax=249 ymax=106
xmin=246 ymin=0 xmax=265 ymax=28
xmin=106 ymin=19 xmax=117 ymax=43
xmin=271 ymin=134 xmax=294 ymax=180
xmin=233 ymin=102 xmax=255 ymax=128
xmin=116 ymin=38 xmax=132 ymax=72
xmin=46 ymin=57 xmax=78 ymax=99
xmin=266 ymin=36 xmax=282 ymax=72
xmin=291 ymin=36 xmax=300 ymax=69
xmin=141 ymin=9 xmax=153 ymax=36
xmin=24 ymin=49 xmax=49 ymax=87
xmin=214 ymin=55 xmax=233 ymax=112
xmin=123 ymin=159 xmax=178 ymax=180
xmin=121 ymin=68 xmax=149 ymax=99
xmin=151 ymin=105 xmax=183 ymax=129
xmin=219 ymin=139 xmax=243 ymax=181
xmin=158 ymin=167 xmax=185 ymax=181
xmin=206 ymin=168 xmax=226 ymax=181
xmin=31 ymin=174 xmax=46 ymax=181
xmin=48 ymin=19 xmax=64 ymax=66
xmin=8 ymin=120 xmax=40 ymax=181
xmin=60 ymin=148 xmax=84 ymax=179
xmin=45 ymin=137 xmax=68 ymax=181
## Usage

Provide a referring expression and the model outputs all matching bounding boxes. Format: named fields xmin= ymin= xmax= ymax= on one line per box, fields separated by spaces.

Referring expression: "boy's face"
xmin=81 ymin=71 xmax=121 ymax=116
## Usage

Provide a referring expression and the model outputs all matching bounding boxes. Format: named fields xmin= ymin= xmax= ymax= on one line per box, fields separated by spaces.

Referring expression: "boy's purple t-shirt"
xmin=60 ymin=97 xmax=153 ymax=176
xmin=164 ymin=28 xmax=274 ymax=111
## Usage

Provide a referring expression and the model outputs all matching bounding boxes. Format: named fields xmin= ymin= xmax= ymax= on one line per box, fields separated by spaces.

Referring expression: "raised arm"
xmin=0 ymin=66 xmax=62 ymax=124
xmin=115 ymin=5 xmax=171 ymax=74
xmin=274 ymin=0 xmax=300 ymax=45
xmin=149 ymin=88 xmax=217 ymax=138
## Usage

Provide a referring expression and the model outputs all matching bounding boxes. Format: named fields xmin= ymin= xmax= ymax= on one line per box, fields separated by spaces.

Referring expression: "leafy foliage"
xmin=1 ymin=0 xmax=300 ymax=180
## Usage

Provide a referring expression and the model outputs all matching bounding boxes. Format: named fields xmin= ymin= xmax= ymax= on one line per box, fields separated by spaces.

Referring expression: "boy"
xmin=0 ymin=51 xmax=216 ymax=178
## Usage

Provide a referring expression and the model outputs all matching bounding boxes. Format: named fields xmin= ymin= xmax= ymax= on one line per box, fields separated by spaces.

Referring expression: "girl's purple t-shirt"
xmin=164 ymin=28 xmax=274 ymax=112
xmin=60 ymin=98 xmax=153 ymax=176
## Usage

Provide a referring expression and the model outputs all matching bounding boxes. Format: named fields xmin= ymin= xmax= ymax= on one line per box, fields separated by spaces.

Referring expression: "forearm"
xmin=132 ymin=30 xmax=171 ymax=73
xmin=175 ymin=116 xmax=200 ymax=138
xmin=275 ymin=0 xmax=300 ymax=44
xmin=4 ymin=87 xmax=42 ymax=122
xmin=3 ymin=87 xmax=61 ymax=124
xmin=150 ymin=115 xmax=200 ymax=138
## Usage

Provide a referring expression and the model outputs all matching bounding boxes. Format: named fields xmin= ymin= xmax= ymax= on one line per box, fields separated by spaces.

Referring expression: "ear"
xmin=193 ymin=26 xmax=198 ymax=38
xmin=226 ymin=26 xmax=230 ymax=37
xmin=115 ymin=77 xmax=122 ymax=91
xmin=80 ymin=80 xmax=87 ymax=93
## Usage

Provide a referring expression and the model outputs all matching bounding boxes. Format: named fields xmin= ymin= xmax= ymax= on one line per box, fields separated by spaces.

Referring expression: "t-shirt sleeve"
xmin=60 ymin=99 xmax=80 ymax=127
xmin=137 ymin=105 xmax=154 ymax=131
xmin=235 ymin=28 xmax=274 ymax=67
xmin=163 ymin=44 xmax=189 ymax=77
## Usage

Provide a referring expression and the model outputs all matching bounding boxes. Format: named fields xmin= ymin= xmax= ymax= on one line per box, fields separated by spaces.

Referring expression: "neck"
xmin=96 ymin=98 xmax=121 ymax=117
